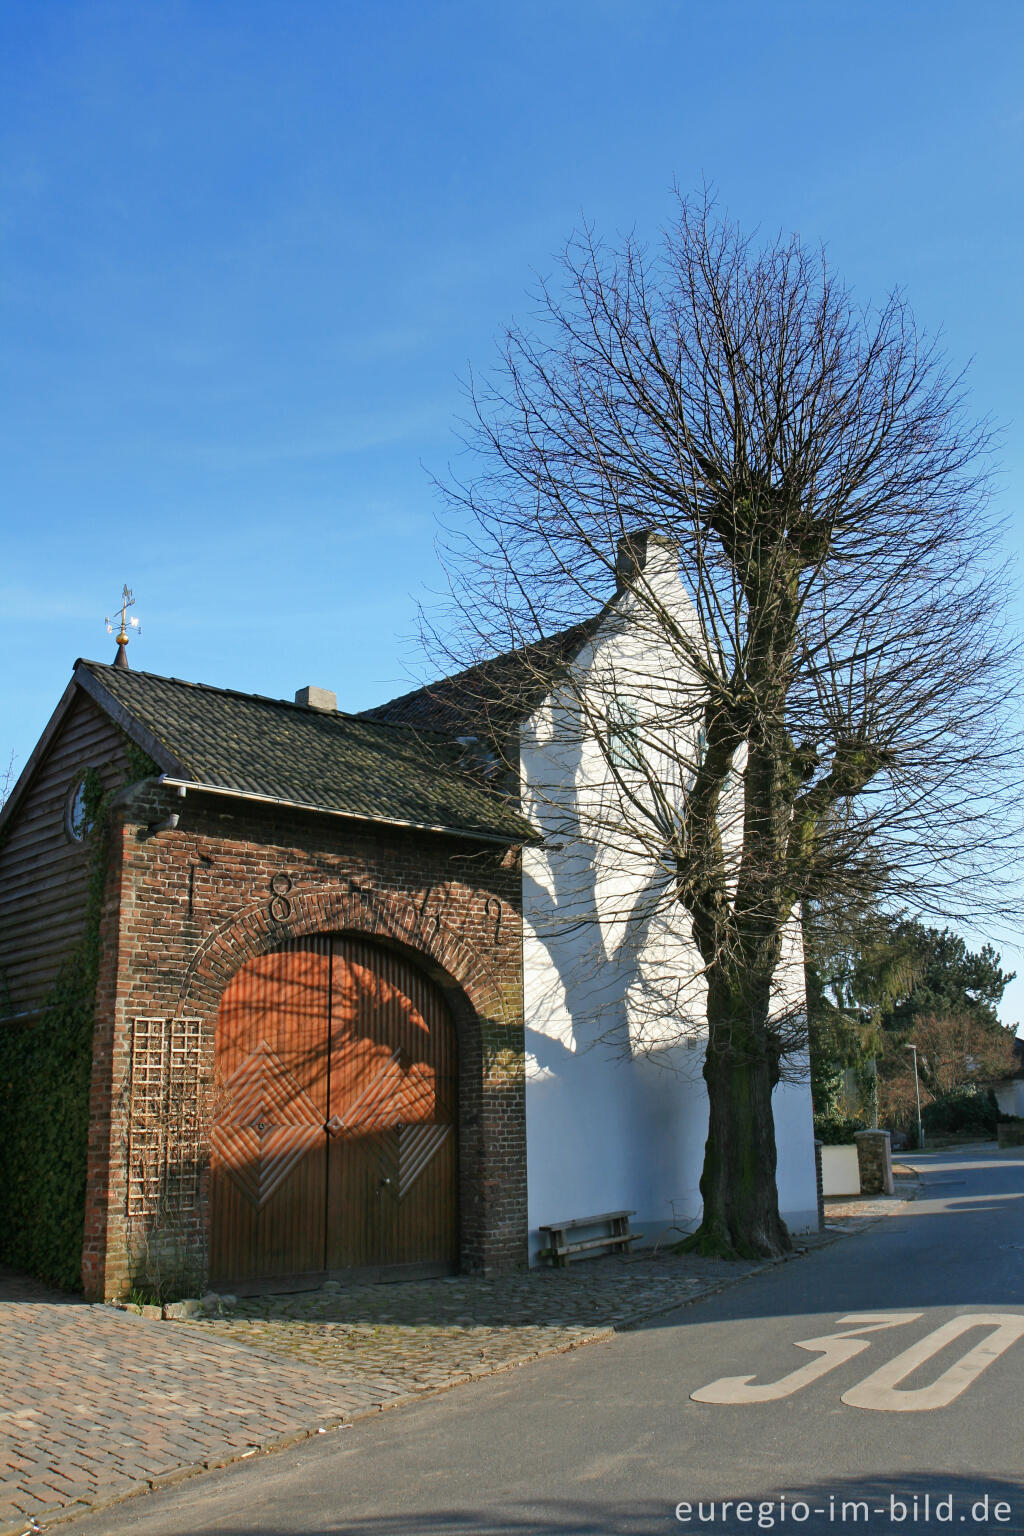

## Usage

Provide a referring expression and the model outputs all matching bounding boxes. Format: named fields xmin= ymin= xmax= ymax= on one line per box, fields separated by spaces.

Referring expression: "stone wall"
xmin=854 ymin=1130 xmax=894 ymax=1197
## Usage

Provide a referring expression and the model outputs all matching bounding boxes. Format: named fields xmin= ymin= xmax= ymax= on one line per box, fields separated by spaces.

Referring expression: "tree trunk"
xmin=679 ymin=972 xmax=793 ymax=1260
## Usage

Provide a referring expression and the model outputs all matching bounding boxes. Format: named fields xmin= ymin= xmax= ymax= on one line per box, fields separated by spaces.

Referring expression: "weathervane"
xmin=105 ymin=585 xmax=141 ymax=669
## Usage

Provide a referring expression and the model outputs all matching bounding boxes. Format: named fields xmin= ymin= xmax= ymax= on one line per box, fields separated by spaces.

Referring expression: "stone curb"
xmin=90 ymin=1172 xmax=927 ymax=1332
xmin=12 ymin=1174 xmax=925 ymax=1535
xmin=592 ymin=1173 xmax=925 ymax=1337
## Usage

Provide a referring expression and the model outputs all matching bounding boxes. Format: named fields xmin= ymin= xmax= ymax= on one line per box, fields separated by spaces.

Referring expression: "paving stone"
xmin=0 ymin=1181 xmax=920 ymax=1527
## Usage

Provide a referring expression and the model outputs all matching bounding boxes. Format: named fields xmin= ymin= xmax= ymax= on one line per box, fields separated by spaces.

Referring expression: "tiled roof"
xmin=360 ymin=621 xmax=600 ymax=739
xmin=75 ymin=661 xmax=537 ymax=844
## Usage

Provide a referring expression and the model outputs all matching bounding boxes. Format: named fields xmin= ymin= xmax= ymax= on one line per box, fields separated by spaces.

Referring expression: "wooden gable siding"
xmin=0 ymin=690 xmax=129 ymax=1020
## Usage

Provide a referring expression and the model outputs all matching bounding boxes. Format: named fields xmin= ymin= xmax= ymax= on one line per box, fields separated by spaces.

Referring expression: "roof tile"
xmin=78 ymin=661 xmax=535 ymax=843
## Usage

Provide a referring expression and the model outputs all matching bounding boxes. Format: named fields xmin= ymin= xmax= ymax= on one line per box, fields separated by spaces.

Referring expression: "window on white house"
xmin=607 ymin=697 xmax=644 ymax=771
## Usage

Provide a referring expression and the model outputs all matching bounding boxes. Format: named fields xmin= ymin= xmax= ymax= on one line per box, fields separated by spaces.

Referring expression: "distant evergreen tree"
xmin=805 ymin=902 xmax=1016 ymax=1125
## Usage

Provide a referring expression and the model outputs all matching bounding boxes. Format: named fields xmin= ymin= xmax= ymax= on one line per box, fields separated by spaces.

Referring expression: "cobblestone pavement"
xmin=0 ymin=1270 xmax=356 ymax=1534
xmin=0 ymin=1176 xmax=918 ymax=1534
xmin=173 ymin=1249 xmax=767 ymax=1387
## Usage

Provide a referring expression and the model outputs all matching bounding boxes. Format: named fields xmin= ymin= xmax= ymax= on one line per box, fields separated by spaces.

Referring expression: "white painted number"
xmin=692 ymin=1312 xmax=1024 ymax=1412
xmin=841 ymin=1313 xmax=1024 ymax=1412
xmin=691 ymin=1314 xmax=921 ymax=1404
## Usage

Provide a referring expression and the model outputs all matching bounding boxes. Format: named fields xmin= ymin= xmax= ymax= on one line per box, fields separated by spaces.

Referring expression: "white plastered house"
xmin=370 ymin=531 xmax=820 ymax=1256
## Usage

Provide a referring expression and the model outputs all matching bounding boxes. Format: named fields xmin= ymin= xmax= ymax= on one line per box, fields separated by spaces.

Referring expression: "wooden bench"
xmin=538 ymin=1210 xmax=641 ymax=1267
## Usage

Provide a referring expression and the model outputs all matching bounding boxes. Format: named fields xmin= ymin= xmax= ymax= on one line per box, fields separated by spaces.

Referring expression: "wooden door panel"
xmin=211 ymin=936 xmax=458 ymax=1283
xmin=210 ymin=940 xmax=330 ymax=1281
xmin=384 ymin=1128 xmax=458 ymax=1264
xmin=326 ymin=940 xmax=458 ymax=1270
xmin=321 ymin=1128 xmax=389 ymax=1269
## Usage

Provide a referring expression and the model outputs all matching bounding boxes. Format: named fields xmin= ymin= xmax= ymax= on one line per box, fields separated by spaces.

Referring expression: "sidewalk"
xmin=0 ymin=1173 xmax=919 ymax=1534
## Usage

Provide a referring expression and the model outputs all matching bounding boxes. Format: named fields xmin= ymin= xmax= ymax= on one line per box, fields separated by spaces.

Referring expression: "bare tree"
xmin=0 ymin=752 xmax=15 ymax=810
xmin=877 ymin=1011 xmax=1018 ymax=1123
xmin=425 ymin=193 xmax=1020 ymax=1258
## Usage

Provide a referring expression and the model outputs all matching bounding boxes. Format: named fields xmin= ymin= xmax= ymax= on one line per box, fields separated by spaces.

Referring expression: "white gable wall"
xmin=993 ymin=1080 xmax=1024 ymax=1118
xmin=521 ymin=563 xmax=819 ymax=1257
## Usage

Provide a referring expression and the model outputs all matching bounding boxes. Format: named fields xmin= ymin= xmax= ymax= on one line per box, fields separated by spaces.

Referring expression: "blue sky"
xmin=2 ymin=1 xmax=1023 ymax=1019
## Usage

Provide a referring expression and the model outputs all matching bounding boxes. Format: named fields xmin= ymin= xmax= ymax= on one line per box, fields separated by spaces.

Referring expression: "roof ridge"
xmin=360 ymin=617 xmax=603 ymax=721
xmin=77 ymin=659 xmax=454 ymax=739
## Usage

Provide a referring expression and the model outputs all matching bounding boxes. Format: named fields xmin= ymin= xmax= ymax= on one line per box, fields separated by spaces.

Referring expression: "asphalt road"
xmin=72 ymin=1146 xmax=1024 ymax=1536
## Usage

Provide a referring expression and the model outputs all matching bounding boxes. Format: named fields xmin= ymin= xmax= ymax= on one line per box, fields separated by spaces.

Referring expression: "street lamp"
xmin=905 ymin=1043 xmax=925 ymax=1151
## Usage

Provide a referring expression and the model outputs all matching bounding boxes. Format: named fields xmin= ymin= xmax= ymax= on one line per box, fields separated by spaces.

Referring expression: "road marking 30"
xmin=692 ymin=1312 xmax=1024 ymax=1411
xmin=691 ymin=1314 xmax=921 ymax=1404
xmin=841 ymin=1313 xmax=1024 ymax=1411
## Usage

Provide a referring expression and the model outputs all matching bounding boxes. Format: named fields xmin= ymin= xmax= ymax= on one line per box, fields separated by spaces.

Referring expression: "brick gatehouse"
xmin=0 ymin=659 xmax=531 ymax=1300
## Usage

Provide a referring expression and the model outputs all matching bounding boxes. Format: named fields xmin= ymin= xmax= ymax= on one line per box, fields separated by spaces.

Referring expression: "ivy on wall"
xmin=0 ymin=745 xmax=158 ymax=1290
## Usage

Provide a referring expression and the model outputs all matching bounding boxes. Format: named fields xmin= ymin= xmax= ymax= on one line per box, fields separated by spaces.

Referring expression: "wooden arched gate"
xmin=209 ymin=937 xmax=458 ymax=1283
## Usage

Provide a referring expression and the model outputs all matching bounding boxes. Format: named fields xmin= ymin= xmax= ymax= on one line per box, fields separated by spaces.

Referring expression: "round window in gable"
xmin=65 ymin=771 xmax=96 ymax=842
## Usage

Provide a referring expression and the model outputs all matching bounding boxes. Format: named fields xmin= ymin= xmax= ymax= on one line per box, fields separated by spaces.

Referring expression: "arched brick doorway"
xmin=209 ymin=934 xmax=458 ymax=1284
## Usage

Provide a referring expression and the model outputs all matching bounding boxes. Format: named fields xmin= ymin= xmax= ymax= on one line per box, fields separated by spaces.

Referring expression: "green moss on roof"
xmin=77 ymin=661 xmax=536 ymax=843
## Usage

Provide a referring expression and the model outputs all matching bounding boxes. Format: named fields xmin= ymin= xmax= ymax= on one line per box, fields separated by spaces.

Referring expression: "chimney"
xmin=295 ymin=685 xmax=337 ymax=712
xmin=615 ymin=530 xmax=680 ymax=592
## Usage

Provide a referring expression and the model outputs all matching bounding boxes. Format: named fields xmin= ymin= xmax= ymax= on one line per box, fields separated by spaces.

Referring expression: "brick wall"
xmin=83 ymin=781 xmax=527 ymax=1300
